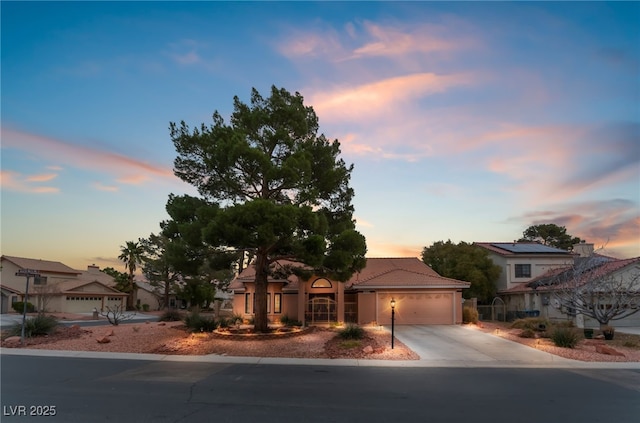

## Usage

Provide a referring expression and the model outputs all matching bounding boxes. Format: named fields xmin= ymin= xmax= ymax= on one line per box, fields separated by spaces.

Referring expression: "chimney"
xmin=573 ymin=241 xmax=594 ymax=257
xmin=87 ymin=264 xmax=100 ymax=273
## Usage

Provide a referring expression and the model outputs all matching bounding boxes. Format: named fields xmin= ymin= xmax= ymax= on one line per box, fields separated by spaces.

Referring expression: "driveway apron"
xmin=392 ymin=325 xmax=573 ymax=366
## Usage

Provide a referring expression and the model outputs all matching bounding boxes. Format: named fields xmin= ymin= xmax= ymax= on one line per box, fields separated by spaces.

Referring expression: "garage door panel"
xmin=377 ymin=292 xmax=453 ymax=325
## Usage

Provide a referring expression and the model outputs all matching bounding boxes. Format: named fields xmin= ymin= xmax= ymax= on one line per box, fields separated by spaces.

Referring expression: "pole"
xmin=391 ymin=306 xmax=395 ymax=349
xmin=21 ymin=275 xmax=31 ymax=345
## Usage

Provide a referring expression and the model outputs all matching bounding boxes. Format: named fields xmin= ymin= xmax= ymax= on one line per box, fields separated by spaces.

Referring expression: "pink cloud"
xmin=1 ymin=127 xmax=176 ymax=185
xmin=1 ymin=170 xmax=60 ymax=194
xmin=25 ymin=173 xmax=58 ymax=182
xmin=94 ymin=182 xmax=119 ymax=192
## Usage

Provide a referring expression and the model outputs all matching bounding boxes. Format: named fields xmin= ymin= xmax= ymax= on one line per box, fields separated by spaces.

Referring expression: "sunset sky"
xmin=2 ymin=1 xmax=639 ymax=271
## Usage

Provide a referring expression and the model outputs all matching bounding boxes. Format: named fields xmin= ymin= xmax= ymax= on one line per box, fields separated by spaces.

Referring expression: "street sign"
xmin=15 ymin=269 xmax=40 ymax=277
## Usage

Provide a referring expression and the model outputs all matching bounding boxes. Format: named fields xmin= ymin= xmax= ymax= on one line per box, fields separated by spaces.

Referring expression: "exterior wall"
xmin=0 ymin=260 xmax=77 ymax=293
xmin=136 ymin=289 xmax=161 ymax=310
xmin=231 ymin=283 xmax=287 ymax=322
xmin=488 ymin=254 xmax=573 ymax=291
xmin=357 ymin=292 xmax=377 ymax=325
xmin=282 ymin=293 xmax=298 ymax=320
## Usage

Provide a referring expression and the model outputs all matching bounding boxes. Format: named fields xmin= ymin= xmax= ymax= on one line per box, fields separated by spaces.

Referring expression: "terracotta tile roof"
xmin=347 ymin=257 xmax=470 ymax=289
xmin=229 ymin=257 xmax=470 ymax=291
xmin=1 ymin=255 xmax=81 ymax=275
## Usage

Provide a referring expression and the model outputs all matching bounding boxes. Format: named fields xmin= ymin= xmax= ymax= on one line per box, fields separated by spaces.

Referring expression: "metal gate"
xmin=306 ymin=297 xmax=337 ymax=324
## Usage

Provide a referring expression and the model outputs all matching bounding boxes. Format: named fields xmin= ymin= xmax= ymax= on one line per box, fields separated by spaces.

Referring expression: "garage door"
xmin=377 ymin=292 xmax=453 ymax=325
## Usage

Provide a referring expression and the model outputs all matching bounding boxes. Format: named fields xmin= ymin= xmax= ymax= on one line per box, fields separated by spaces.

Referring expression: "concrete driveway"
xmin=392 ymin=325 xmax=575 ymax=367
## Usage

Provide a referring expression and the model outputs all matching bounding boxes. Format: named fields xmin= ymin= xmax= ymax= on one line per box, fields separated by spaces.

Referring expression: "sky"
xmin=1 ymin=1 xmax=639 ymax=272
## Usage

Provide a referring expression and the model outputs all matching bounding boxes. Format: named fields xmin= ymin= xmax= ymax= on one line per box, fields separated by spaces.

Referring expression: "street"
xmin=1 ymin=355 xmax=639 ymax=422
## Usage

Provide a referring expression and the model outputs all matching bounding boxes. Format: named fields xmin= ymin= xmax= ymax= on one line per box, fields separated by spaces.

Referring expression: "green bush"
xmin=184 ymin=312 xmax=217 ymax=332
xmin=8 ymin=314 xmax=58 ymax=338
xmin=12 ymin=302 xmax=35 ymax=314
xmin=519 ymin=328 xmax=536 ymax=338
xmin=550 ymin=326 xmax=580 ymax=348
xmin=462 ymin=307 xmax=479 ymax=324
xmin=142 ymin=304 xmax=150 ymax=312
xmin=510 ymin=317 xmax=550 ymax=331
xmin=158 ymin=309 xmax=183 ymax=322
xmin=339 ymin=324 xmax=365 ymax=340
xmin=280 ymin=315 xmax=302 ymax=327
xmin=217 ymin=317 xmax=231 ymax=329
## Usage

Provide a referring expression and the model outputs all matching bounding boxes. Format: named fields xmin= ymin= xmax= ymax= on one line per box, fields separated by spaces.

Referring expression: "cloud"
xmin=25 ymin=173 xmax=58 ymax=182
xmin=514 ymin=199 xmax=639 ymax=258
xmin=94 ymin=182 xmax=119 ymax=192
xmin=1 ymin=170 xmax=60 ymax=194
xmin=1 ymin=127 xmax=176 ymax=186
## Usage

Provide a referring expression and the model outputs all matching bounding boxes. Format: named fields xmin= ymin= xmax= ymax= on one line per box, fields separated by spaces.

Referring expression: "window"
xmin=274 ymin=294 xmax=282 ymax=314
xmin=244 ymin=293 xmax=252 ymax=314
xmin=311 ymin=278 xmax=332 ymax=288
xmin=267 ymin=293 xmax=271 ymax=313
xmin=34 ymin=276 xmax=47 ymax=285
xmin=514 ymin=264 xmax=531 ymax=278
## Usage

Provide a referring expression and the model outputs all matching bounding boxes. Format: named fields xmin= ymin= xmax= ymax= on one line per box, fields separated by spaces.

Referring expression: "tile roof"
xmin=229 ymin=257 xmax=470 ymax=291
xmin=1 ymin=255 xmax=81 ymax=275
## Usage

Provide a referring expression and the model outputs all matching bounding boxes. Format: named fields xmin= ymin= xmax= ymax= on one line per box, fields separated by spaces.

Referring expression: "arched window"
xmin=311 ymin=278 xmax=332 ymax=288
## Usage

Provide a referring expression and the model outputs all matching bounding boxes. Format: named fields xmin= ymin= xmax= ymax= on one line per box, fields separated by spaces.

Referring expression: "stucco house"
xmin=0 ymin=256 xmax=127 ymax=314
xmin=474 ymin=242 xmax=575 ymax=292
xmin=500 ymin=255 xmax=640 ymax=328
xmin=229 ymin=257 xmax=470 ymax=325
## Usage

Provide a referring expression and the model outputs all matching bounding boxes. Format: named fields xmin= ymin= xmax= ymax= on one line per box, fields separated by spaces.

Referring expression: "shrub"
xmin=280 ymin=315 xmax=302 ymax=327
xmin=142 ymin=304 xmax=150 ymax=312
xmin=550 ymin=326 xmax=580 ymax=348
xmin=519 ymin=329 xmax=536 ymax=338
xmin=339 ymin=340 xmax=362 ymax=349
xmin=8 ymin=314 xmax=58 ymax=338
xmin=462 ymin=307 xmax=479 ymax=324
xmin=12 ymin=302 xmax=35 ymax=314
xmin=184 ymin=312 xmax=217 ymax=332
xmin=159 ymin=309 xmax=183 ymax=322
xmin=217 ymin=317 xmax=231 ymax=329
xmin=510 ymin=317 xmax=550 ymax=331
xmin=339 ymin=324 xmax=364 ymax=340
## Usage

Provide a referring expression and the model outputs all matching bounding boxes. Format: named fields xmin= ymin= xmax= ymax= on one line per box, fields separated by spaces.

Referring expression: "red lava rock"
xmin=363 ymin=345 xmax=374 ymax=354
xmin=595 ymin=344 xmax=625 ymax=357
xmin=158 ymin=322 xmax=166 ymax=326
xmin=4 ymin=336 xmax=22 ymax=345
xmin=106 ymin=329 xmax=115 ymax=337
xmin=96 ymin=336 xmax=111 ymax=344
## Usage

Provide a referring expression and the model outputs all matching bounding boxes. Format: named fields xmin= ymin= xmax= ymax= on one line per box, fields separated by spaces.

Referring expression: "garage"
xmin=377 ymin=291 xmax=454 ymax=325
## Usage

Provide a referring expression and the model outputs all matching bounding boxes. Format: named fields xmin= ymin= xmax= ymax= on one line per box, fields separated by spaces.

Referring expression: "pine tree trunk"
xmin=253 ymin=251 xmax=269 ymax=333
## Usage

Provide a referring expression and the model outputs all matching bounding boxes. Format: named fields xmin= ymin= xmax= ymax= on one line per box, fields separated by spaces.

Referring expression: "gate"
xmin=306 ymin=297 xmax=337 ymax=324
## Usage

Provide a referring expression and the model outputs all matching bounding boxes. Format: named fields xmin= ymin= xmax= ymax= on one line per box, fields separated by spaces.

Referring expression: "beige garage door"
xmin=377 ymin=292 xmax=453 ymax=325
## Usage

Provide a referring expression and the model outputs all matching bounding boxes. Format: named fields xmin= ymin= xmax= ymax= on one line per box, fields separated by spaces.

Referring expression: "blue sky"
xmin=2 ymin=1 xmax=639 ymax=271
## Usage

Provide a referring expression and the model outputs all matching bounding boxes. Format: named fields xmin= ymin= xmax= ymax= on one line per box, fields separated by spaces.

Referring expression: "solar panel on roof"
xmin=491 ymin=243 xmax=569 ymax=254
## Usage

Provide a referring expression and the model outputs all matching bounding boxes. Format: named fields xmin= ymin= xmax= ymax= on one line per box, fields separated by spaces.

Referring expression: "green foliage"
xmin=142 ymin=304 xmax=150 ymax=312
xmin=462 ymin=307 xmax=479 ymax=324
xmin=280 ymin=315 xmax=302 ymax=327
xmin=9 ymin=314 xmax=58 ymax=338
xmin=11 ymin=301 xmax=35 ymax=314
xmin=339 ymin=340 xmax=362 ymax=349
xmin=167 ymin=86 xmax=367 ymax=332
xmin=510 ymin=317 xmax=550 ymax=331
xmin=519 ymin=329 xmax=536 ymax=338
xmin=519 ymin=223 xmax=581 ymax=251
xmin=338 ymin=324 xmax=365 ymax=340
xmin=421 ymin=240 xmax=501 ymax=303
xmin=158 ymin=309 xmax=183 ymax=322
xmin=184 ymin=312 xmax=217 ymax=332
xmin=217 ymin=317 xmax=231 ymax=329
xmin=550 ymin=326 xmax=580 ymax=348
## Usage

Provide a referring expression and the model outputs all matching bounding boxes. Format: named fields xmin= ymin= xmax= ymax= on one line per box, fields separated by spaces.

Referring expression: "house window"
xmin=311 ymin=278 xmax=332 ymax=288
xmin=274 ymin=293 xmax=282 ymax=314
xmin=244 ymin=293 xmax=252 ymax=314
xmin=515 ymin=264 xmax=531 ymax=278
xmin=267 ymin=293 xmax=271 ymax=313
xmin=34 ymin=276 xmax=48 ymax=285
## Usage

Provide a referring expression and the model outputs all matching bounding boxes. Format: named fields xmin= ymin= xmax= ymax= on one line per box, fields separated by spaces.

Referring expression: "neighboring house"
xmin=474 ymin=242 xmax=575 ymax=292
xmin=0 ymin=256 xmax=127 ymax=314
xmin=135 ymin=281 xmax=164 ymax=311
xmin=500 ymin=256 xmax=640 ymax=328
xmin=229 ymin=257 xmax=470 ymax=325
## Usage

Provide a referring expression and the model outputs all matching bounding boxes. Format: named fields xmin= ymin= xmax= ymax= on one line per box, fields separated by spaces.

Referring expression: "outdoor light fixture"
xmin=390 ymin=298 xmax=396 ymax=349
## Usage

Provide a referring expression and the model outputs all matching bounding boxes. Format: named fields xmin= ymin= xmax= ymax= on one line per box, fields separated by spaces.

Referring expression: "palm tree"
xmin=118 ymin=241 xmax=144 ymax=310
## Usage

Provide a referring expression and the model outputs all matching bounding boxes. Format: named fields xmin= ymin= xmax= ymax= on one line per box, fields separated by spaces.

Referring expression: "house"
xmin=229 ymin=257 xmax=470 ymax=325
xmin=474 ymin=242 xmax=575 ymax=292
xmin=0 ymin=256 xmax=127 ymax=314
xmin=500 ymin=255 xmax=640 ymax=328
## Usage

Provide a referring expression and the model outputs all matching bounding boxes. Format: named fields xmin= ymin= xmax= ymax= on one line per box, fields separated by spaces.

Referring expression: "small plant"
xmin=339 ymin=324 xmax=364 ymax=340
xmin=132 ymin=326 xmax=140 ymax=333
xmin=159 ymin=309 xmax=183 ymax=322
xmin=12 ymin=301 xmax=35 ymax=314
xmin=101 ymin=305 xmax=136 ymax=326
xmin=602 ymin=326 xmax=615 ymax=340
xmin=463 ymin=307 xmax=479 ymax=324
xmin=510 ymin=317 xmax=550 ymax=331
xmin=8 ymin=314 xmax=58 ymax=338
xmin=217 ymin=317 xmax=231 ymax=329
xmin=339 ymin=340 xmax=362 ymax=349
xmin=280 ymin=315 xmax=302 ymax=327
xmin=550 ymin=326 xmax=580 ymax=348
xmin=142 ymin=304 xmax=150 ymax=312
xmin=519 ymin=329 xmax=536 ymax=338
xmin=184 ymin=312 xmax=217 ymax=332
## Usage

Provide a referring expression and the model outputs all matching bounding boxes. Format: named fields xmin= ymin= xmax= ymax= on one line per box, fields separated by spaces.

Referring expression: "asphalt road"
xmin=1 ymin=355 xmax=639 ymax=423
